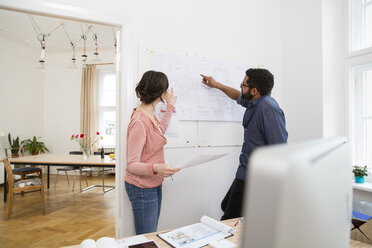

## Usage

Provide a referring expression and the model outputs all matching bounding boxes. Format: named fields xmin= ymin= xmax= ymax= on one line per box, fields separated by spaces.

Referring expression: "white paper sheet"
xmin=175 ymin=153 xmax=229 ymax=169
xmin=80 ymin=237 xmax=118 ymax=248
xmin=209 ymin=239 xmax=236 ymax=248
xmin=97 ymin=237 xmax=118 ymax=248
xmin=201 ymin=216 xmax=233 ymax=234
xmin=116 ymin=235 xmax=148 ymax=248
xmin=158 ymin=215 xmax=232 ymax=248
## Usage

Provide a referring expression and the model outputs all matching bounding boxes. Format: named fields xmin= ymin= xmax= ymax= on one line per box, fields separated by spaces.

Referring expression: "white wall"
xmin=0 ymin=35 xmax=45 ymax=182
xmin=281 ymin=0 xmax=346 ymax=142
xmin=44 ymin=54 xmax=81 ymax=155
xmin=321 ymin=0 xmax=345 ymax=138
xmin=0 ymin=36 xmax=45 ymax=151
xmin=281 ymin=0 xmax=324 ymax=142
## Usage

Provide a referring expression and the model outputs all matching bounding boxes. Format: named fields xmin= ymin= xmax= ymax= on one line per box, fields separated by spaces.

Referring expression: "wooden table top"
xmin=62 ymin=217 xmax=372 ymax=248
xmin=8 ymin=154 xmax=115 ymax=166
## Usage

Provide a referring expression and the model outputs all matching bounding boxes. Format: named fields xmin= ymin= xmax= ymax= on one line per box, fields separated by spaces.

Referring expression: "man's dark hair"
xmin=245 ymin=68 xmax=274 ymax=96
xmin=135 ymin=70 xmax=169 ymax=104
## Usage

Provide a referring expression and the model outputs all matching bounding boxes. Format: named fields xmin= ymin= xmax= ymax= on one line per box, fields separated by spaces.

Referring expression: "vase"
xmin=355 ymin=176 xmax=365 ymax=183
xmin=82 ymin=148 xmax=91 ymax=160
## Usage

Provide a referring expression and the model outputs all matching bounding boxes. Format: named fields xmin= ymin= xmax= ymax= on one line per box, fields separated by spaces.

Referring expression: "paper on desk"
xmin=116 ymin=235 xmax=148 ymax=248
xmin=175 ymin=153 xmax=229 ymax=169
xmin=209 ymin=239 xmax=236 ymax=248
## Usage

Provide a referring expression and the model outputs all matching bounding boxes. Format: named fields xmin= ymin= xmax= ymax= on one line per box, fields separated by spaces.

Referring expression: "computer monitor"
xmin=242 ymin=137 xmax=352 ymax=248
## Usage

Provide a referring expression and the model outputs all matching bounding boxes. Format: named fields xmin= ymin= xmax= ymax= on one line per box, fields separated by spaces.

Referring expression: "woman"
xmin=125 ymin=70 xmax=181 ymax=234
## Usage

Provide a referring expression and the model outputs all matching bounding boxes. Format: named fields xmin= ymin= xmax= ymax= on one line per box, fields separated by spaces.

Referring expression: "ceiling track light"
xmin=68 ymin=42 xmax=78 ymax=69
xmin=93 ymin=33 xmax=99 ymax=56
xmin=28 ymin=14 xmax=63 ymax=69
xmin=39 ymin=37 xmax=46 ymax=65
xmin=62 ymin=25 xmax=78 ymax=69
xmin=90 ymin=33 xmax=101 ymax=63
xmin=28 ymin=16 xmax=116 ymax=69
xmin=81 ymin=34 xmax=88 ymax=65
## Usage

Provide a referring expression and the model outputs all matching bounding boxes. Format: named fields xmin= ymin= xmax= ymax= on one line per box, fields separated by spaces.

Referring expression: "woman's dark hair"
xmin=245 ymin=68 xmax=274 ymax=96
xmin=135 ymin=70 xmax=169 ymax=104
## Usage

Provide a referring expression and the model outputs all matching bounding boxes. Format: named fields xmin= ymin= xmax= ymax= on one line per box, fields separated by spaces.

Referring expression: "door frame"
xmin=0 ymin=0 xmax=134 ymax=238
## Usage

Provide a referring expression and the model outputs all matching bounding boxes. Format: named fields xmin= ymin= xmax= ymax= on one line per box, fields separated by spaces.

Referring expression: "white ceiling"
xmin=0 ymin=8 xmax=117 ymax=53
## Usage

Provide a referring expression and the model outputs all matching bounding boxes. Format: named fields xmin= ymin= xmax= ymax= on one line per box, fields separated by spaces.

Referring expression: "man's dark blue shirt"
xmin=236 ymin=93 xmax=288 ymax=181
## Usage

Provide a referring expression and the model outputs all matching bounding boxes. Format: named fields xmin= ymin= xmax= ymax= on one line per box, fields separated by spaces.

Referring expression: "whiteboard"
xmin=138 ymin=46 xmax=244 ymax=147
xmin=165 ymin=121 xmax=198 ymax=148
xmin=144 ymin=50 xmax=245 ymax=122
xmin=198 ymin=121 xmax=244 ymax=147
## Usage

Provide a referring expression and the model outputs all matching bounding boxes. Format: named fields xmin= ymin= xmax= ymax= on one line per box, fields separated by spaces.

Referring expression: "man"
xmin=201 ymin=68 xmax=288 ymax=220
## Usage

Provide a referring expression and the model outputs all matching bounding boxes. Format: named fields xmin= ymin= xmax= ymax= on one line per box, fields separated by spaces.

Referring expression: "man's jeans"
xmin=125 ymin=181 xmax=162 ymax=234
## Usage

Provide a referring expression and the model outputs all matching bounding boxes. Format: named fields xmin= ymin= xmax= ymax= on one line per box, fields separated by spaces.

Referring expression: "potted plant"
xmin=21 ymin=136 xmax=49 ymax=155
xmin=8 ymin=133 xmax=21 ymax=157
xmin=353 ymin=165 xmax=369 ymax=183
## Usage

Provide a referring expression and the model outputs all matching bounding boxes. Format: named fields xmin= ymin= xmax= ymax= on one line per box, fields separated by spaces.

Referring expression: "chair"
xmin=5 ymin=147 xmax=42 ymax=197
xmin=69 ymin=151 xmax=90 ymax=191
xmin=74 ymin=150 xmax=111 ymax=176
xmin=5 ymin=147 xmax=43 ymax=181
xmin=3 ymin=158 xmax=45 ymax=218
xmin=54 ymin=151 xmax=89 ymax=191
xmin=75 ymin=150 xmax=114 ymax=193
xmin=80 ymin=151 xmax=114 ymax=193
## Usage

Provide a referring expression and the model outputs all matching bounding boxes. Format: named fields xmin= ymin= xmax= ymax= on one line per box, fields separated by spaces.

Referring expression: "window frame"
xmin=97 ymin=66 xmax=117 ymax=148
xmin=348 ymin=0 xmax=372 ymax=54
xmin=347 ymin=0 xmax=372 ymax=167
xmin=351 ymin=64 xmax=372 ymax=164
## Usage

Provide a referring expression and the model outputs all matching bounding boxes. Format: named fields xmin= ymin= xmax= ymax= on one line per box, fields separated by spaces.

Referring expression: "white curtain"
xmin=80 ymin=64 xmax=98 ymax=152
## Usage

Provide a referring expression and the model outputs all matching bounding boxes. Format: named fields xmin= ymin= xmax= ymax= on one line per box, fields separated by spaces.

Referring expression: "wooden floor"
xmin=0 ymin=174 xmax=115 ymax=248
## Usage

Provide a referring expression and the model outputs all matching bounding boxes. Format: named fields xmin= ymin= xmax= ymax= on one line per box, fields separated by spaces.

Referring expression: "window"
xmin=352 ymin=65 xmax=372 ymax=165
xmin=97 ymin=68 xmax=116 ymax=148
xmin=350 ymin=0 xmax=372 ymax=51
xmin=349 ymin=0 xmax=372 ymax=166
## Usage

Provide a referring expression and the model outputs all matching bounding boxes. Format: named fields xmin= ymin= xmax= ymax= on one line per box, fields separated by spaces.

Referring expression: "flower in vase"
xmin=70 ymin=132 xmax=103 ymax=158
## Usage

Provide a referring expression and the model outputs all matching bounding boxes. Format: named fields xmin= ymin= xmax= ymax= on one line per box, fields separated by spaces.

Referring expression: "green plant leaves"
xmin=8 ymin=133 xmax=20 ymax=155
xmin=21 ymin=136 xmax=49 ymax=154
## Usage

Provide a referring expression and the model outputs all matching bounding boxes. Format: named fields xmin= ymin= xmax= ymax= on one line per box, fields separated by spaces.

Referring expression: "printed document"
xmin=158 ymin=215 xmax=233 ymax=248
xmin=175 ymin=153 xmax=229 ymax=169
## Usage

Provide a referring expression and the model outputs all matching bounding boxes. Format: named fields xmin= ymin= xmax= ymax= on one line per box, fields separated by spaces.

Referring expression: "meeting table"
xmin=4 ymin=153 xmax=115 ymax=202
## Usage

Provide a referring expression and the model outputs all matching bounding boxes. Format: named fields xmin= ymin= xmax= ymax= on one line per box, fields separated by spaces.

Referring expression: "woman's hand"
xmin=153 ymin=163 xmax=181 ymax=177
xmin=164 ymin=88 xmax=177 ymax=106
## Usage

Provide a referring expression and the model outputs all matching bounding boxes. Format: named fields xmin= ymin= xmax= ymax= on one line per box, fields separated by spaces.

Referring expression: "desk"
xmin=4 ymin=154 xmax=115 ymax=202
xmin=62 ymin=218 xmax=372 ymax=248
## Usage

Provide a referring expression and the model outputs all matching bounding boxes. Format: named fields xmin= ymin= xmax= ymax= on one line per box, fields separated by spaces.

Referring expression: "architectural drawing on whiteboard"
xmin=149 ymin=51 xmax=246 ymax=121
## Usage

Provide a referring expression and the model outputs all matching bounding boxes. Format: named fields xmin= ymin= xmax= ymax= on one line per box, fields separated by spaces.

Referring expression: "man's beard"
xmin=242 ymin=90 xmax=253 ymax=101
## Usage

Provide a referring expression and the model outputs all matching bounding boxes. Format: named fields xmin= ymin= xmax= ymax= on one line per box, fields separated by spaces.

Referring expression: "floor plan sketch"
xmin=149 ymin=51 xmax=246 ymax=121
